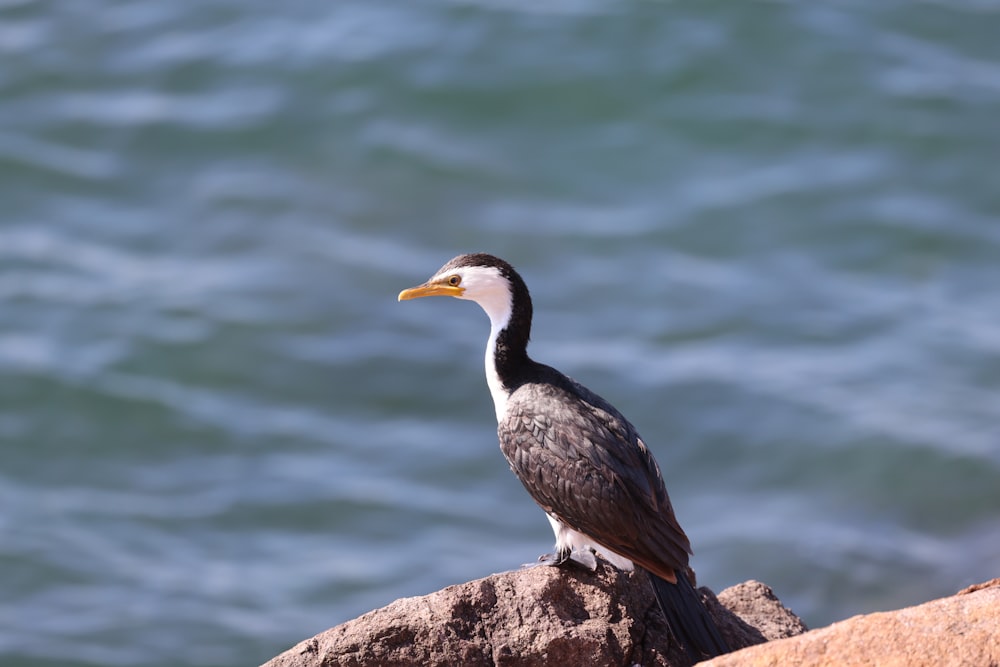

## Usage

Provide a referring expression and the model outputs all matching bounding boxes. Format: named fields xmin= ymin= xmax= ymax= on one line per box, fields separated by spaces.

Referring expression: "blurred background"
xmin=2 ymin=0 xmax=999 ymax=665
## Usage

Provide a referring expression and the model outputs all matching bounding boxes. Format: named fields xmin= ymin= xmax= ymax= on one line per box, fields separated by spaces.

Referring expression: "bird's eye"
xmin=448 ymin=275 xmax=461 ymax=286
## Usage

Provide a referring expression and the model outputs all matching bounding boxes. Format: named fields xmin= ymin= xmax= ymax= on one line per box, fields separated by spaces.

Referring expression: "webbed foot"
xmin=566 ymin=546 xmax=597 ymax=571
xmin=531 ymin=546 xmax=596 ymax=571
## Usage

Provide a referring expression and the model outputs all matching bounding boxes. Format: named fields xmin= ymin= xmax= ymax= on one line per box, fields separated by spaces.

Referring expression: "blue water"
xmin=2 ymin=1 xmax=999 ymax=665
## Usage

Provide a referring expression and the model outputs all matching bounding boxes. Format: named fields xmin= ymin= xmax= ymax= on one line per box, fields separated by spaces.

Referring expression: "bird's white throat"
xmin=445 ymin=265 xmax=516 ymax=423
xmin=482 ymin=299 xmax=511 ymax=423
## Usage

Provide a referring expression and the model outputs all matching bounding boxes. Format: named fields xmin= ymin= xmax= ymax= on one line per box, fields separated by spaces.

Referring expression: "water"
xmin=2 ymin=1 xmax=999 ymax=665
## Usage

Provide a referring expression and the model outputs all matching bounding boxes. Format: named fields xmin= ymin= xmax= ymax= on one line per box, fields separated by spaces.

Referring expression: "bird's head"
xmin=398 ymin=253 xmax=522 ymax=327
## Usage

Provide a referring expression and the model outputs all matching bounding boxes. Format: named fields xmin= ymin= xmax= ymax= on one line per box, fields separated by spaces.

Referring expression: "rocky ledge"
xmin=702 ymin=578 xmax=1000 ymax=667
xmin=260 ymin=562 xmax=999 ymax=667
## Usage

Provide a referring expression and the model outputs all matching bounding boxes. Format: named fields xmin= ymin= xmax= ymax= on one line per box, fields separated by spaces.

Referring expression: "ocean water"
xmin=2 ymin=1 xmax=999 ymax=665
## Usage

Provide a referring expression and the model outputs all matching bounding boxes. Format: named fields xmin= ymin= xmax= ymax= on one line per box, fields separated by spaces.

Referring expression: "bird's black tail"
xmin=647 ymin=569 xmax=729 ymax=661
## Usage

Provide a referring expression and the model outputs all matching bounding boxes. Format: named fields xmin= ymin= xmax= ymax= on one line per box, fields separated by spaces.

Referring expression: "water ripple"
xmin=0 ymin=133 xmax=120 ymax=180
xmin=2 ymin=1 xmax=999 ymax=665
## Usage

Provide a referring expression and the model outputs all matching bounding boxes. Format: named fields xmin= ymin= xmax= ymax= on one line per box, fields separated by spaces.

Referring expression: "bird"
xmin=398 ymin=252 xmax=729 ymax=660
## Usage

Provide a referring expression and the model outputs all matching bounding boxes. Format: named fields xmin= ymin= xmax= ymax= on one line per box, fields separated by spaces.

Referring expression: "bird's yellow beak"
xmin=397 ymin=281 xmax=464 ymax=301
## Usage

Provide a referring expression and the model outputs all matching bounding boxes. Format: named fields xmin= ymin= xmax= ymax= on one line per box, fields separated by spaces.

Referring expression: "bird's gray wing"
xmin=498 ymin=380 xmax=692 ymax=577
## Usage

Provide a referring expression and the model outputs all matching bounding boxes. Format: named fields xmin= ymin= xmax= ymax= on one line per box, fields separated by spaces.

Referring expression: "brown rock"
xmin=716 ymin=579 xmax=809 ymax=641
xmin=702 ymin=579 xmax=1000 ymax=667
xmin=260 ymin=560 xmax=802 ymax=667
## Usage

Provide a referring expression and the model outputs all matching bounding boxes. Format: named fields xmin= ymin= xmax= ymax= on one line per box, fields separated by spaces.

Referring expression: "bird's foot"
xmin=566 ymin=546 xmax=598 ymax=571
xmin=534 ymin=548 xmax=569 ymax=567
xmin=531 ymin=546 xmax=597 ymax=571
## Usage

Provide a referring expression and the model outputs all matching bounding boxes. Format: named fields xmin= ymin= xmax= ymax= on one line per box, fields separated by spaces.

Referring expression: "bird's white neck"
xmin=446 ymin=264 xmax=519 ymax=423
xmin=473 ymin=291 xmax=513 ymax=423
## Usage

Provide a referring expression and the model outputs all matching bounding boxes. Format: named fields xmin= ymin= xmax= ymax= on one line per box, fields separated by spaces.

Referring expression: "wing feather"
xmin=498 ymin=376 xmax=692 ymax=577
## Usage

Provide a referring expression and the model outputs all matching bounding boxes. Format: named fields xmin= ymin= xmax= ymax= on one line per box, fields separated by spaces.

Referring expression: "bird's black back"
xmin=497 ymin=361 xmax=693 ymax=579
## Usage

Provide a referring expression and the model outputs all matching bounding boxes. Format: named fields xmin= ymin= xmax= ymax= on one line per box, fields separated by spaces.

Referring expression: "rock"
xmin=716 ymin=579 xmax=809 ymax=642
xmin=702 ymin=578 xmax=1000 ymax=667
xmin=260 ymin=559 xmax=802 ymax=667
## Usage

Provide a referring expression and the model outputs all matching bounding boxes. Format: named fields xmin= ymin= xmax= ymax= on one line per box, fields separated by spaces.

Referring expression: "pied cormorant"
xmin=399 ymin=253 xmax=729 ymax=660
